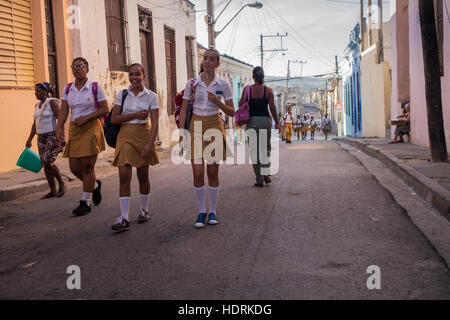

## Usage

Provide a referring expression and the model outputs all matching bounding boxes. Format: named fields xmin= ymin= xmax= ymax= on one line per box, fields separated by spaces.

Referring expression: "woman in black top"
xmin=239 ymin=67 xmax=279 ymax=187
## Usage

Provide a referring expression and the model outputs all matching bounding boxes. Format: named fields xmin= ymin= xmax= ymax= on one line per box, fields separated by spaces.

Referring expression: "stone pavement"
xmin=0 ymin=147 xmax=172 ymax=202
xmin=334 ymin=137 xmax=450 ymax=220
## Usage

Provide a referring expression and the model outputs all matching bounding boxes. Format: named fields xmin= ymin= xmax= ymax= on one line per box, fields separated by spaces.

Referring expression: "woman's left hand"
xmin=207 ymin=91 xmax=220 ymax=105
xmin=74 ymin=115 xmax=88 ymax=127
xmin=141 ymin=143 xmax=154 ymax=158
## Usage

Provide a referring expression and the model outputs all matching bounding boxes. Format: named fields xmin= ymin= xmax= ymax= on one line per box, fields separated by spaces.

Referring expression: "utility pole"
xmin=260 ymin=33 xmax=288 ymax=69
xmin=418 ymin=1 xmax=448 ymax=161
xmin=368 ymin=0 xmax=372 ymax=46
xmin=206 ymin=0 xmax=215 ymax=49
xmin=284 ymin=60 xmax=304 ymax=115
xmin=377 ymin=0 xmax=384 ymax=63
xmin=260 ymin=34 xmax=263 ymax=67
xmin=360 ymin=0 xmax=364 ymax=52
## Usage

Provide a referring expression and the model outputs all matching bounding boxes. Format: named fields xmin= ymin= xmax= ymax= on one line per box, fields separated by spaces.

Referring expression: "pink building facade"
xmin=390 ymin=0 xmax=450 ymax=149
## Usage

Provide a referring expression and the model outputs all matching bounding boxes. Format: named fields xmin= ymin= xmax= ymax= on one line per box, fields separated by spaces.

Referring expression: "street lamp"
xmin=207 ymin=1 xmax=263 ymax=48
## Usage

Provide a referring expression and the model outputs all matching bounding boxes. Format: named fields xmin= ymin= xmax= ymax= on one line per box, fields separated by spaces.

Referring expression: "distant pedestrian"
xmin=283 ymin=106 xmax=294 ymax=143
xmin=110 ymin=63 xmax=160 ymax=232
xmin=309 ymin=116 xmax=317 ymax=140
xmin=294 ymin=115 xmax=302 ymax=140
xmin=240 ymin=66 xmax=280 ymax=187
xmin=26 ymin=82 xmax=66 ymax=199
xmin=178 ymin=49 xmax=235 ymax=229
xmin=56 ymin=57 xmax=109 ymax=216
xmin=322 ymin=114 xmax=331 ymax=140
xmin=280 ymin=117 xmax=285 ymax=141
xmin=301 ymin=115 xmax=308 ymax=140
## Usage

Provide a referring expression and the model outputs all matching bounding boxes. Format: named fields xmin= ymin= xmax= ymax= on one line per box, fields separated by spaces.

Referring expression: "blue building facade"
xmin=344 ymin=23 xmax=362 ymax=137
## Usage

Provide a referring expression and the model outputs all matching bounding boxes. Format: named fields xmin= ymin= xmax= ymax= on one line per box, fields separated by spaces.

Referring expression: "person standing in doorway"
xmin=57 ymin=57 xmax=109 ymax=216
xmin=178 ymin=49 xmax=235 ymax=229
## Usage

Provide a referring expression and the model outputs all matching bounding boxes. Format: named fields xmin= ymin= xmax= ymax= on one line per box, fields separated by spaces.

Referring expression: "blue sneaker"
xmin=208 ymin=212 xmax=218 ymax=225
xmin=194 ymin=213 xmax=207 ymax=228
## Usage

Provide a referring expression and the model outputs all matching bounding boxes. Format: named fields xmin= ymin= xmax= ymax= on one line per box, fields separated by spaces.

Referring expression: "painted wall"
xmin=408 ymin=0 xmax=450 ymax=148
xmin=361 ymin=45 xmax=391 ymax=138
xmin=0 ymin=0 xmax=71 ymax=173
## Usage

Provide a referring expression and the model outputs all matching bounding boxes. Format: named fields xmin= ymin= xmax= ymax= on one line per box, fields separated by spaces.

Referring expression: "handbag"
xmin=103 ymin=89 xmax=128 ymax=148
xmin=235 ymin=85 xmax=251 ymax=126
xmin=174 ymin=79 xmax=196 ymax=129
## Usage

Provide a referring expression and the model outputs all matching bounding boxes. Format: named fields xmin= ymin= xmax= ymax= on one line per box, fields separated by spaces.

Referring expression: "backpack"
xmin=174 ymin=79 xmax=196 ymax=129
xmin=235 ymin=85 xmax=251 ymax=126
xmin=103 ymin=89 xmax=128 ymax=148
xmin=65 ymin=82 xmax=107 ymax=125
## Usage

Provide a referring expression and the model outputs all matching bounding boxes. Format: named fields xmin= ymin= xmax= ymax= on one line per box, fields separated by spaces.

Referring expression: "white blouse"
xmin=183 ymin=74 xmax=233 ymax=116
xmin=62 ymin=81 xmax=107 ymax=122
xmin=114 ymin=87 xmax=159 ymax=124
xmin=34 ymin=98 xmax=60 ymax=134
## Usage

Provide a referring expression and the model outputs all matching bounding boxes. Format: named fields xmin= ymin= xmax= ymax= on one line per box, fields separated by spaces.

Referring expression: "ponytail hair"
xmin=253 ymin=66 xmax=264 ymax=85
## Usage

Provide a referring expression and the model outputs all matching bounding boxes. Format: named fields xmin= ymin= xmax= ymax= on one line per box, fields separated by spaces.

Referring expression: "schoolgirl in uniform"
xmin=178 ymin=49 xmax=235 ymax=229
xmin=26 ymin=82 xmax=65 ymax=199
xmin=57 ymin=57 xmax=109 ymax=216
xmin=110 ymin=63 xmax=160 ymax=231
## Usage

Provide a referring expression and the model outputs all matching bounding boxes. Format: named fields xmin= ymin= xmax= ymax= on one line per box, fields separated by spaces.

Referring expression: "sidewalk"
xmin=334 ymin=137 xmax=450 ymax=219
xmin=0 ymin=147 xmax=172 ymax=202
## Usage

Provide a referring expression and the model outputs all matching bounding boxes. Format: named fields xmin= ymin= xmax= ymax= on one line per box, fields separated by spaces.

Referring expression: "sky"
xmin=190 ymin=0 xmax=391 ymax=78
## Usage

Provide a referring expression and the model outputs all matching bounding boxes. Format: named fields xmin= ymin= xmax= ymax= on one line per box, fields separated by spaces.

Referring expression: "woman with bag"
xmin=26 ymin=82 xmax=66 ymax=199
xmin=109 ymin=63 xmax=159 ymax=231
xmin=178 ymin=49 xmax=235 ymax=229
xmin=56 ymin=57 xmax=109 ymax=216
xmin=239 ymin=66 xmax=279 ymax=187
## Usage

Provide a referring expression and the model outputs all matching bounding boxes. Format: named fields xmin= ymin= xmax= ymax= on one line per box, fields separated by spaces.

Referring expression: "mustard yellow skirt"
xmin=63 ymin=119 xmax=106 ymax=158
xmin=112 ymin=123 xmax=159 ymax=168
xmin=189 ymin=113 xmax=231 ymax=163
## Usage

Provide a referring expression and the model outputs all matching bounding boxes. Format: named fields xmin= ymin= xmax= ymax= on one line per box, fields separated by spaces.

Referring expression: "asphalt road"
xmin=1 ymin=138 xmax=449 ymax=299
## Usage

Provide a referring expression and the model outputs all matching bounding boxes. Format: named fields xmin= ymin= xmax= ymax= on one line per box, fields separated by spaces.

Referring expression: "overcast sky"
xmin=191 ymin=0 xmax=391 ymax=77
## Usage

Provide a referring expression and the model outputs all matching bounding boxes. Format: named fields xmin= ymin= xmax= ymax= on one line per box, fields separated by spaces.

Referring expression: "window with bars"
xmin=0 ymin=0 xmax=35 ymax=88
xmin=105 ymin=0 xmax=128 ymax=72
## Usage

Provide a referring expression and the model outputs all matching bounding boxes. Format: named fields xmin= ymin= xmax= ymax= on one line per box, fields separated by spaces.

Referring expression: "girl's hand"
xmin=135 ymin=110 xmax=149 ymax=120
xmin=141 ymin=143 xmax=154 ymax=158
xmin=26 ymin=140 xmax=32 ymax=148
xmin=56 ymin=127 xmax=65 ymax=143
xmin=74 ymin=115 xmax=88 ymax=127
xmin=207 ymin=91 xmax=220 ymax=105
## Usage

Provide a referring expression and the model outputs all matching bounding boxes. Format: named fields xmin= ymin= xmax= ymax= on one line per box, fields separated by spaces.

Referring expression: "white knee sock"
xmin=140 ymin=193 xmax=149 ymax=212
xmin=194 ymin=186 xmax=206 ymax=213
xmin=120 ymin=197 xmax=131 ymax=220
xmin=209 ymin=186 xmax=219 ymax=214
xmin=82 ymin=192 xmax=92 ymax=206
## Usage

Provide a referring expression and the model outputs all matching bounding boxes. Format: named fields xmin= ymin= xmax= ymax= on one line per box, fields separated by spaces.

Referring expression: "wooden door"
xmin=44 ymin=0 xmax=58 ymax=97
xmin=164 ymin=27 xmax=176 ymax=114
xmin=139 ymin=7 xmax=155 ymax=91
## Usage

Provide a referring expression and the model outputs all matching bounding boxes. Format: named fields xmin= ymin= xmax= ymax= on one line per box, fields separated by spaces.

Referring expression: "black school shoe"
xmin=93 ymin=180 xmax=102 ymax=205
xmin=72 ymin=200 xmax=91 ymax=216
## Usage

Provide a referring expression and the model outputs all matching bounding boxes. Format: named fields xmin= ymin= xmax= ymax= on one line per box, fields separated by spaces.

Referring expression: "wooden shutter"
xmin=105 ymin=0 xmax=127 ymax=71
xmin=0 ymin=0 xmax=34 ymax=87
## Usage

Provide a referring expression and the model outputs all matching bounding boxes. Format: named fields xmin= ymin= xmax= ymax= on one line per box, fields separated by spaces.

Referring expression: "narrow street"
xmin=1 ymin=139 xmax=449 ymax=299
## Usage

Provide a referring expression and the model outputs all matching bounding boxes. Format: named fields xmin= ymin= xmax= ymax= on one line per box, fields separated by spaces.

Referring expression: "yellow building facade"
xmin=0 ymin=0 xmax=72 ymax=172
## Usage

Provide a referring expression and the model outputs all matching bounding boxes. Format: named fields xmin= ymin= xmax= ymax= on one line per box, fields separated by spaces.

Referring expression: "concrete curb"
xmin=0 ymin=149 xmax=172 ymax=203
xmin=334 ymin=137 xmax=450 ymax=219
